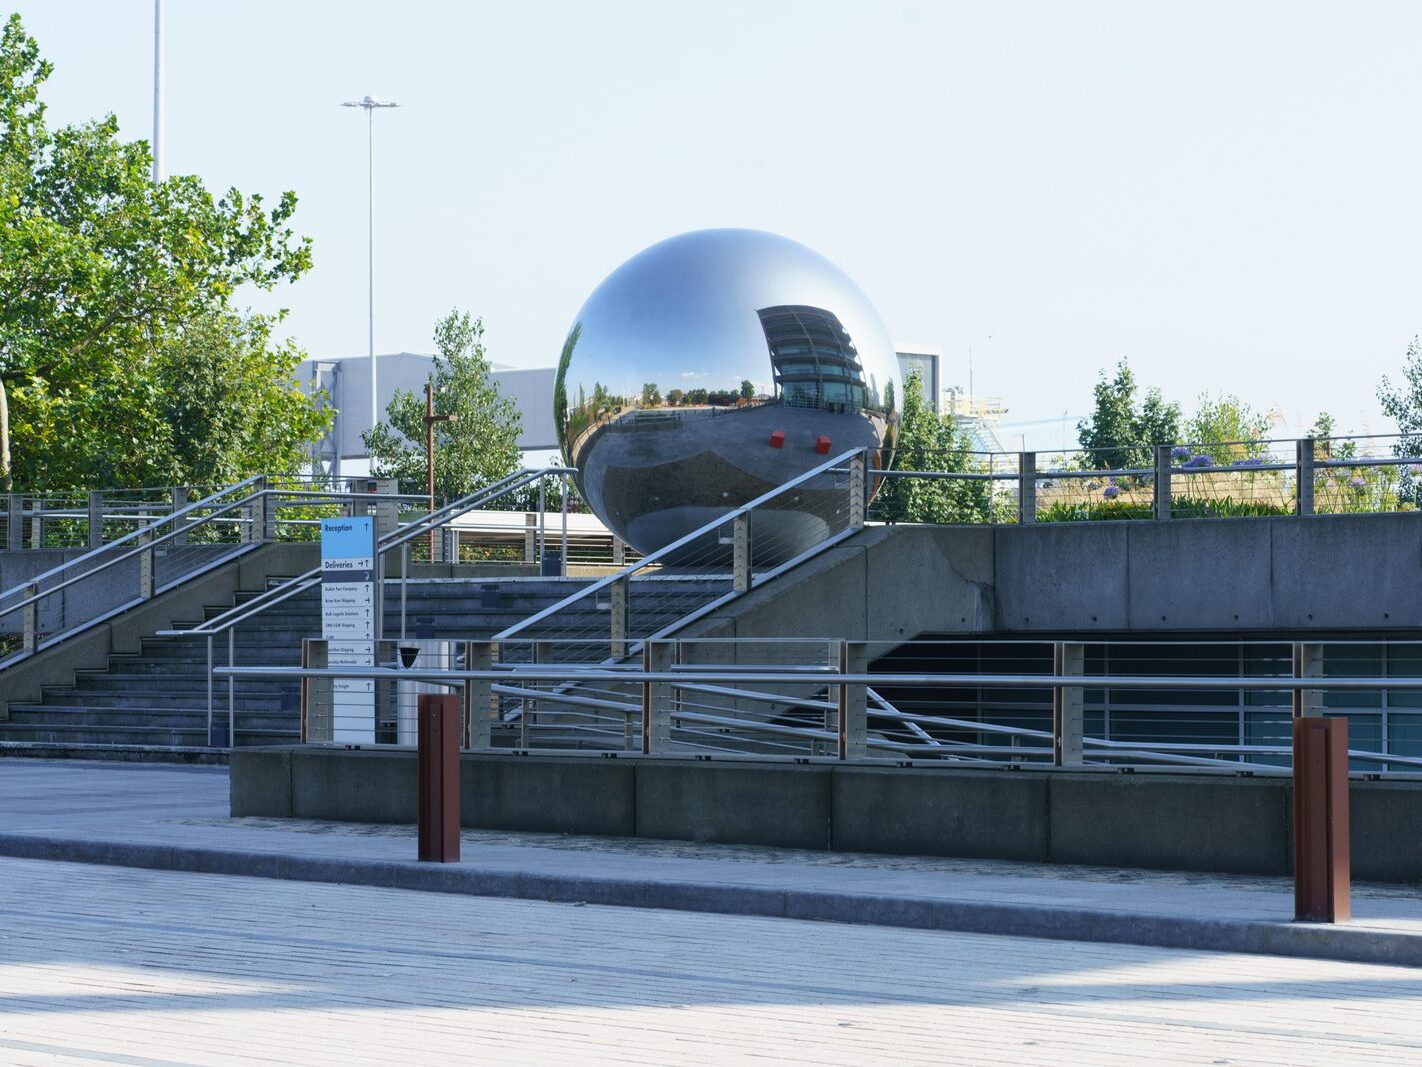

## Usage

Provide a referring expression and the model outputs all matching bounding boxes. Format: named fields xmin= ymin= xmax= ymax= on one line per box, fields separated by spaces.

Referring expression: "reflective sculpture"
xmin=555 ymin=229 xmax=900 ymax=559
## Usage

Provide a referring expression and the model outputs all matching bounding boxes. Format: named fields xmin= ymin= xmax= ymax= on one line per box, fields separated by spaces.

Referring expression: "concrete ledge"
xmin=635 ymin=759 xmax=832 ymax=849
xmin=233 ymin=748 xmax=1422 ymax=881
xmin=1047 ymin=774 xmax=1291 ymax=875
xmin=832 ymin=766 xmax=1048 ymax=861
xmin=2 ymin=830 xmax=1420 ymax=969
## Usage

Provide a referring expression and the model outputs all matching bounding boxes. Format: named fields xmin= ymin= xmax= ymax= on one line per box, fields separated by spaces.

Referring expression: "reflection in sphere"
xmin=554 ymin=229 xmax=900 ymax=561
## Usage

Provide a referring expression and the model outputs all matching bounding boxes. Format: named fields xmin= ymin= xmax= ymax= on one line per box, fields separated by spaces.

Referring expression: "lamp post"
xmin=425 ymin=384 xmax=456 ymax=560
xmin=341 ymin=94 xmax=401 ymax=439
xmin=152 ymin=0 xmax=163 ymax=182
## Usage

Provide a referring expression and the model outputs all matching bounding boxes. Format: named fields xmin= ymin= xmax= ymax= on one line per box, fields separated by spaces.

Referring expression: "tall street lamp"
xmin=341 ymin=94 xmax=401 ymax=441
xmin=425 ymin=383 xmax=457 ymax=560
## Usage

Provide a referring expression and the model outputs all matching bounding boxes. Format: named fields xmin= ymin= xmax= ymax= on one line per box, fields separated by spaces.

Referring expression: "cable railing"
xmin=866 ymin=434 xmax=1422 ymax=525
xmin=492 ymin=448 xmax=870 ymax=663
xmin=151 ymin=468 xmax=581 ymax=741
xmin=226 ymin=633 xmax=1422 ymax=776
xmin=0 ymin=477 xmax=437 ymax=670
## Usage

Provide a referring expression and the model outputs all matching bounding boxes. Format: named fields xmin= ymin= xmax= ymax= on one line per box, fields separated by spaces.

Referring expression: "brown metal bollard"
xmin=1292 ymin=716 xmax=1350 ymax=923
xmin=417 ymin=693 xmax=461 ymax=863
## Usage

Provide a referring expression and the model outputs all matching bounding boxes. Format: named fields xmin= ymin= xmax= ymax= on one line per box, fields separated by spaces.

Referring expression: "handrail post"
xmin=1154 ymin=444 xmax=1173 ymax=521
xmin=837 ymin=640 xmax=867 ymax=760
xmin=171 ymin=487 xmax=189 ymax=545
xmin=537 ymin=477 xmax=546 ymax=568
xmin=207 ymin=634 xmax=216 ymax=744
xmin=260 ymin=479 xmax=277 ymax=542
xmin=1053 ymin=641 xmax=1084 ymax=766
xmin=138 ymin=531 xmax=155 ymax=599
xmin=400 ymin=542 xmax=409 ymax=640
xmin=643 ymin=640 xmax=675 ymax=754
xmin=610 ymin=576 xmax=629 ymax=659
xmin=465 ymin=640 xmax=495 ymax=750
xmin=228 ymin=628 xmax=236 ymax=747
xmin=523 ymin=512 xmax=536 ymax=564
xmin=560 ymin=473 xmax=569 ymax=576
xmin=87 ymin=491 xmax=103 ymax=549
xmin=612 ymin=535 xmax=626 ymax=567
xmin=848 ymin=449 xmax=867 ymax=529
xmin=21 ymin=583 xmax=37 ymax=653
xmin=1297 ymin=437 xmax=1316 ymax=516
xmin=30 ymin=496 xmax=42 ymax=548
xmin=6 ymin=494 xmax=22 ymax=551
xmin=1292 ymin=641 xmax=1324 ymax=719
xmin=732 ymin=513 xmax=751 ymax=593
xmin=1018 ymin=451 xmax=1036 ymax=524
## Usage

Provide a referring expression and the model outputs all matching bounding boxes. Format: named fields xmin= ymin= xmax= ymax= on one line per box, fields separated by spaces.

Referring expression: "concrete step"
xmin=0 ymin=722 xmax=296 ymax=747
xmin=24 ymin=692 xmax=293 ymax=712
xmin=4 ymin=705 xmax=296 ymax=730
xmin=0 ymin=740 xmax=230 ymax=764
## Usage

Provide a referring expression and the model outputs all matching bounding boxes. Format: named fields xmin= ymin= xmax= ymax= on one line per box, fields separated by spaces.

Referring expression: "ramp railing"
xmin=227 ymin=635 xmax=1422 ymax=775
xmin=493 ymin=448 xmax=870 ymax=663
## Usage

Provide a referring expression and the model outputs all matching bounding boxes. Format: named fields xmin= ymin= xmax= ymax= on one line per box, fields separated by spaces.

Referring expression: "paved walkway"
xmin=2 ymin=760 xmax=1422 ymax=968
xmin=4 ymin=856 xmax=1422 ymax=1064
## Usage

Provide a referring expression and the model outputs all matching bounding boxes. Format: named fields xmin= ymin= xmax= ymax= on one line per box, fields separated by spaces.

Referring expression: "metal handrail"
xmin=495 ymin=448 xmax=866 ymax=642
xmin=159 ymin=467 xmax=576 ymax=639
xmin=0 ymin=475 xmax=265 ymax=608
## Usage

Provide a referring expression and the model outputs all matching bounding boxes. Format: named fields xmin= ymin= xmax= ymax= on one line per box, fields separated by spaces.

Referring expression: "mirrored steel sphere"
xmin=555 ymin=229 xmax=900 ymax=560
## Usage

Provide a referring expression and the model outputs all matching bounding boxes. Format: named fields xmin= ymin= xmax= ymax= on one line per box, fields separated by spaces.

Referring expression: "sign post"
xmin=320 ymin=516 xmax=380 ymax=744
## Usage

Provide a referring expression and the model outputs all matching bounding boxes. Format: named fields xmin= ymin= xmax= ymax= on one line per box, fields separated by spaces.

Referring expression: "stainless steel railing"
xmin=154 ymin=467 xmax=580 ymax=742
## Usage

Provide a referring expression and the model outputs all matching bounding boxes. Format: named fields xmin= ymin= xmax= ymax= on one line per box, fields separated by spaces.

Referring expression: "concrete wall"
xmin=0 ymin=542 xmax=318 ymax=719
xmin=233 ymin=748 xmax=1422 ymax=883
xmin=681 ymin=513 xmax=1422 ymax=643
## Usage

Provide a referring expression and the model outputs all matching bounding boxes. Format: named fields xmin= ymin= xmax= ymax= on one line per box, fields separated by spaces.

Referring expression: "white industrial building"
xmin=299 ymin=345 xmax=1005 ymax=477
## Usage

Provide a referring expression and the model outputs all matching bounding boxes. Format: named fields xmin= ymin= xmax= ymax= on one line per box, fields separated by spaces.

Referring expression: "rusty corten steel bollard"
xmin=417 ymin=693 xmax=461 ymax=863
xmin=1293 ymin=716 xmax=1350 ymax=923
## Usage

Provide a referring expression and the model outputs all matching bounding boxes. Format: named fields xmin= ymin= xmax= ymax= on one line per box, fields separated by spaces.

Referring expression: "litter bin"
xmin=395 ymin=640 xmax=455 ymax=746
xmin=540 ymin=551 xmax=563 ymax=577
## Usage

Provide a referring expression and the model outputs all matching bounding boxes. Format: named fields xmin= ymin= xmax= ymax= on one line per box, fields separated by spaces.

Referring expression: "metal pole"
xmin=228 ymin=628 xmax=236 ymax=748
xmin=400 ymin=542 xmax=409 ymax=639
xmin=368 ymin=105 xmax=376 ymax=434
xmin=560 ymin=473 xmax=569 ymax=576
xmin=426 ymin=383 xmax=437 ymax=561
xmin=206 ymin=634 xmax=214 ymax=744
xmin=152 ymin=0 xmax=163 ymax=182
xmin=537 ymin=477 xmax=546 ymax=570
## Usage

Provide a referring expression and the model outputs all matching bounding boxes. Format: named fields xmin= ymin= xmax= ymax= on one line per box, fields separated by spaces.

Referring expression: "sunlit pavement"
xmin=1 ymin=856 xmax=1421 ymax=1065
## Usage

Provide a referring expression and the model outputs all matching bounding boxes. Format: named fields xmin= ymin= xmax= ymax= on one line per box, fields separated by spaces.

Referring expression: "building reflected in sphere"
xmin=555 ymin=229 xmax=899 ymax=560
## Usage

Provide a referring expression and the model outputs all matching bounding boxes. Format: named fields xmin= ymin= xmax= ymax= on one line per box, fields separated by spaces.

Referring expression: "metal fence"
xmin=0 ymin=478 xmax=435 ymax=668
xmin=868 ymin=434 xmax=1422 ymax=525
xmin=218 ymin=635 xmax=1422 ymax=777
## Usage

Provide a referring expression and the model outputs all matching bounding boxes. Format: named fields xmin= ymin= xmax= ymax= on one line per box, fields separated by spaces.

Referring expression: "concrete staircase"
xmin=0 ymin=575 xmax=721 ymax=760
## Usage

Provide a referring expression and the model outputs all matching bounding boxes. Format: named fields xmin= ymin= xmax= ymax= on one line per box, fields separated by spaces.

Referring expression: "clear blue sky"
xmin=16 ymin=1 xmax=1422 ymax=449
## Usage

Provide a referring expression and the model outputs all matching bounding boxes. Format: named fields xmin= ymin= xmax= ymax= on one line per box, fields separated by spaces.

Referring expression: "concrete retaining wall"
xmin=232 ymin=748 xmax=1422 ymax=883
xmin=681 ymin=513 xmax=1422 ymax=643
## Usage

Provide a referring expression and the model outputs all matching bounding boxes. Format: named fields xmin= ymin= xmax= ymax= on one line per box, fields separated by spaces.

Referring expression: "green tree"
xmin=1185 ymin=392 xmax=1271 ymax=462
xmin=1075 ymin=360 xmax=1180 ymax=470
xmin=640 ymin=382 xmax=661 ymax=407
xmin=0 ymin=15 xmax=321 ymax=490
xmin=739 ymin=378 xmax=755 ymax=400
xmin=362 ymin=310 xmax=522 ymax=504
xmin=1378 ymin=336 xmax=1422 ymax=501
xmin=873 ymin=369 xmax=990 ymax=523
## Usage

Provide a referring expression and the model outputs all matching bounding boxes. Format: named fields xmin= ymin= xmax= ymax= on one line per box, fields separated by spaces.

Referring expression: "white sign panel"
xmin=321 ymin=517 xmax=379 ymax=743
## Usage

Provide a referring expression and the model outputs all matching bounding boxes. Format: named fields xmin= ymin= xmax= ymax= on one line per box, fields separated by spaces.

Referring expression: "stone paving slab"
xmin=10 ymin=857 xmax=1422 ymax=1065
xmin=2 ymin=759 xmax=1422 ymax=967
